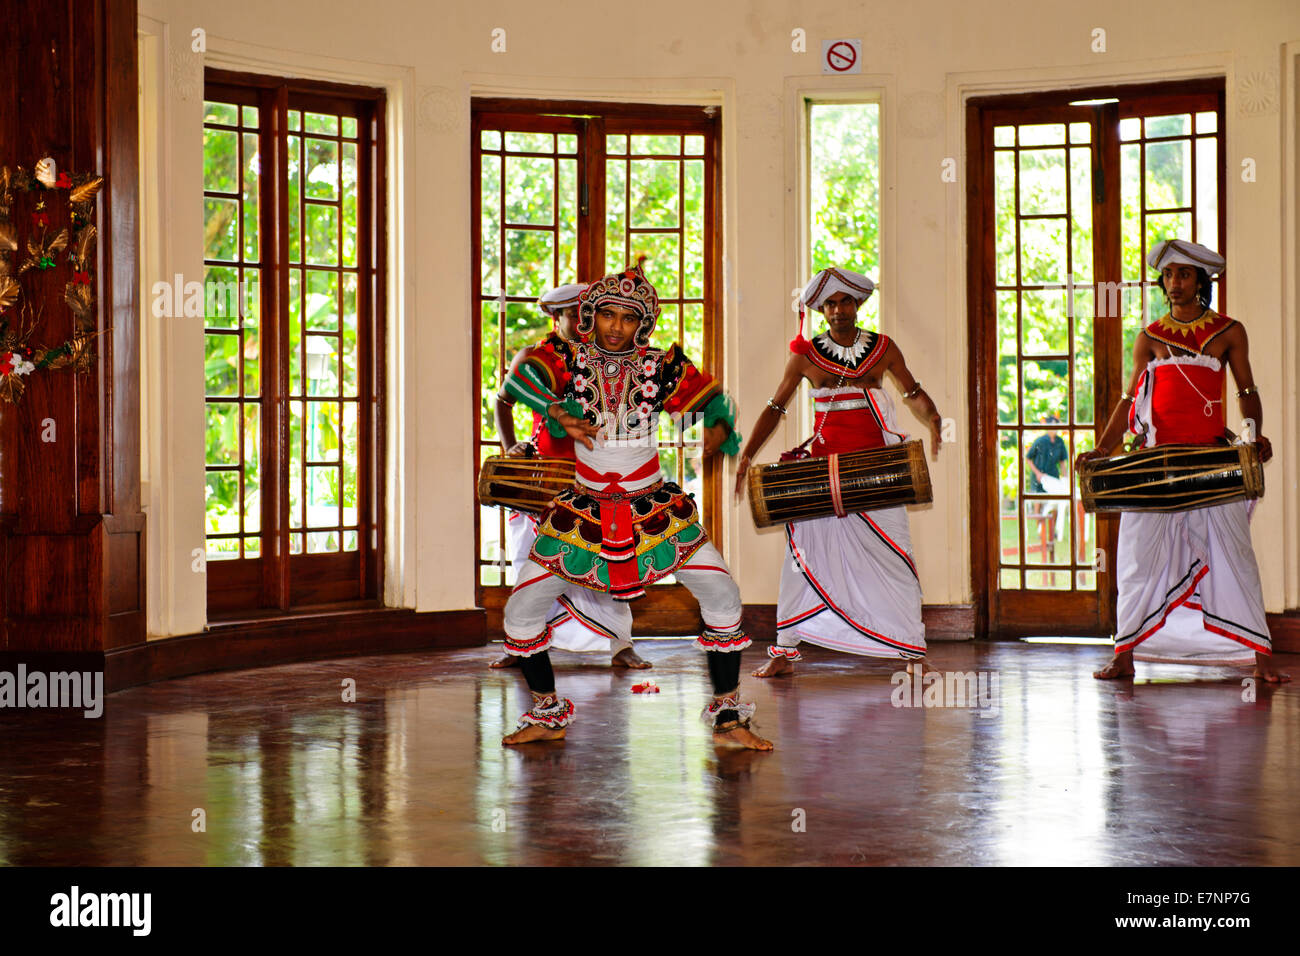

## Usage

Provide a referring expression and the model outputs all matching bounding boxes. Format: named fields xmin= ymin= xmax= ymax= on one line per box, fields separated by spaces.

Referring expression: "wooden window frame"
xmin=470 ymin=98 xmax=723 ymax=632
xmin=204 ymin=69 xmax=388 ymax=616
xmin=967 ymin=78 xmax=1226 ymax=638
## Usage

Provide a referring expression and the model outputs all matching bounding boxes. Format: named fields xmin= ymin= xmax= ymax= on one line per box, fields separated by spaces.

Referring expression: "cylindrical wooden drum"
xmin=477 ymin=456 xmax=576 ymax=515
xmin=747 ymin=440 xmax=932 ymax=528
xmin=1078 ymin=443 xmax=1263 ymax=514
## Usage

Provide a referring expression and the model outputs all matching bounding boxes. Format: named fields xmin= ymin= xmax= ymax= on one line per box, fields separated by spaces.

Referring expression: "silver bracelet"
xmin=904 ymin=381 xmax=923 ymax=400
xmin=1237 ymin=385 xmax=1259 ymax=398
xmin=766 ymin=398 xmax=787 ymax=416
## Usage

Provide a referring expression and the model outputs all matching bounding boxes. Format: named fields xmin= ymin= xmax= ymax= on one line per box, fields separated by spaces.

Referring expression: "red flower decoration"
xmin=74 ymin=271 xmax=91 ymax=285
xmin=32 ymin=212 xmax=49 ymax=228
xmin=55 ymin=172 xmax=72 ymax=189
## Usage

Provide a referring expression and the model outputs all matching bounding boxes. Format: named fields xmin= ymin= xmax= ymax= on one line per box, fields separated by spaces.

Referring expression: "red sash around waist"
xmin=574 ymin=456 xmax=662 ymax=595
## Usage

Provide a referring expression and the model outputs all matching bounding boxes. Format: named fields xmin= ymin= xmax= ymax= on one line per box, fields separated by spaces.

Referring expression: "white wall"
xmin=137 ymin=0 xmax=1300 ymax=635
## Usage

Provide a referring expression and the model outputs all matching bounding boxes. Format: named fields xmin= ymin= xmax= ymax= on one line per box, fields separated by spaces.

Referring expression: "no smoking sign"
xmin=822 ymin=39 xmax=861 ymax=74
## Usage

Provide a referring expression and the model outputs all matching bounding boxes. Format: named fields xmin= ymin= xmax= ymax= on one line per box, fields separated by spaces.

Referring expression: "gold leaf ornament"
xmin=74 ymin=224 xmax=96 ymax=266
xmin=64 ymin=282 xmax=93 ymax=319
xmin=69 ymin=176 xmax=103 ymax=205
xmin=0 ymin=276 xmax=18 ymax=312
xmin=0 ymin=222 xmax=16 ymax=252
xmin=44 ymin=227 xmax=69 ymax=257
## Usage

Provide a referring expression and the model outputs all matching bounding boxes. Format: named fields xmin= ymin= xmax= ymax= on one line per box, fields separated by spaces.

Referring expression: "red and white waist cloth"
xmin=808 ymin=386 xmax=907 ymax=518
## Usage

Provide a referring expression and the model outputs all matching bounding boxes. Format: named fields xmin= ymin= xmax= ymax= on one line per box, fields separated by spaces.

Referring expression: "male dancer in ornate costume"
xmin=736 ymin=267 xmax=942 ymax=677
xmin=497 ymin=260 xmax=773 ymax=748
xmin=489 ymin=283 xmax=649 ymax=670
xmin=1076 ymin=239 xmax=1288 ymax=682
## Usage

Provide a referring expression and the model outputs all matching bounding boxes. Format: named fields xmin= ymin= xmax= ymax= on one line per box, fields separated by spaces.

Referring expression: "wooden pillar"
xmin=0 ymin=0 xmax=143 ymax=655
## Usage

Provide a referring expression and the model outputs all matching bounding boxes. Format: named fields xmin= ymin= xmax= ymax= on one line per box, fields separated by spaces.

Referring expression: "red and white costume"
xmin=1114 ymin=311 xmax=1271 ymax=665
xmin=768 ymin=330 xmax=926 ymax=662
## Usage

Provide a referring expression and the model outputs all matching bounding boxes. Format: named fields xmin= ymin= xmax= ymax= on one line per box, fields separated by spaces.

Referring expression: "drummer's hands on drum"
xmin=1074 ymin=446 xmax=1111 ymax=472
xmin=1255 ymin=435 xmax=1273 ymax=463
xmin=504 ymin=440 xmax=533 ymax=457
xmin=927 ymin=413 xmax=943 ymax=459
xmin=734 ymin=455 xmax=751 ymax=501
xmin=548 ymin=403 xmax=599 ymax=450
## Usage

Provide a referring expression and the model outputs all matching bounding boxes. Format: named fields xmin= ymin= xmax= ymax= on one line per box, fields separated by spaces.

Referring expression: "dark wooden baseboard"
xmin=1267 ymin=612 xmax=1300 ymax=654
xmin=102 ymin=607 xmax=485 ymax=692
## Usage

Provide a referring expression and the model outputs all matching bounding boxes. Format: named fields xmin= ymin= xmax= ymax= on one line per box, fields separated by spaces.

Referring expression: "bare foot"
xmin=1094 ymin=652 xmax=1136 ymax=680
xmin=488 ymin=655 xmax=520 ymax=670
xmin=752 ymin=656 xmax=793 ymax=678
xmin=905 ymin=657 xmax=935 ymax=675
xmin=1254 ymin=653 xmax=1292 ymax=683
xmin=502 ymin=724 xmax=566 ymax=746
xmin=611 ymin=647 xmax=652 ymax=669
xmin=712 ymin=725 xmax=774 ymax=750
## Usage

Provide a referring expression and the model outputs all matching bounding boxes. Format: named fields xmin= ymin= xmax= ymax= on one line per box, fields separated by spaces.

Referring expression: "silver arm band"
xmin=766 ymin=398 xmax=787 ymax=416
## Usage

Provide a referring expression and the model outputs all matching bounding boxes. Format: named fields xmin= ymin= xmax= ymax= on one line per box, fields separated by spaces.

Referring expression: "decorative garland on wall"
xmin=0 ymin=158 xmax=103 ymax=404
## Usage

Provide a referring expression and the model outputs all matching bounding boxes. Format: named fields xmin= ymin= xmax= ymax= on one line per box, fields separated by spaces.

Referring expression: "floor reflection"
xmin=0 ymin=641 xmax=1295 ymax=865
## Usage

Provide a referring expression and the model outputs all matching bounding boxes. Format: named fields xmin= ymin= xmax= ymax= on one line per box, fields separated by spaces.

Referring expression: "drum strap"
xmin=1170 ymin=361 xmax=1223 ymax=418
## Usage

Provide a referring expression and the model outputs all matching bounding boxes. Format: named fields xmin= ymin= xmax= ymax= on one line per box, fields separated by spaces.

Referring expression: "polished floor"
xmin=0 ymin=640 xmax=1296 ymax=866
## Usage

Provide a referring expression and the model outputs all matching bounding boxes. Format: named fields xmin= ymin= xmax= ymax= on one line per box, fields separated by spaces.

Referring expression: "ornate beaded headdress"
xmin=577 ymin=256 xmax=661 ymax=349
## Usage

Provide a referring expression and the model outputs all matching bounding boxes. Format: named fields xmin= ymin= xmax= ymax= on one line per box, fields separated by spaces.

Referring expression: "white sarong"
xmin=1115 ymin=500 xmax=1270 ymax=665
xmin=507 ymin=509 xmax=632 ymax=654
xmin=774 ymin=389 xmax=926 ymax=659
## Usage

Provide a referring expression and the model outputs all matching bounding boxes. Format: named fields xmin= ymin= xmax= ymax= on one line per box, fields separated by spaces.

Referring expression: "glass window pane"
xmin=206 ymin=403 xmax=239 ymax=466
xmin=243 ymin=406 xmax=260 ymax=533
xmin=243 ymin=325 xmax=260 ymax=398
xmin=1021 ymin=288 xmax=1068 ymax=355
xmin=304 ymin=112 xmax=338 ymax=136
xmin=341 ymin=142 xmax=358 ymax=267
xmin=242 ymin=133 xmax=260 ymax=261
xmin=1195 ymin=111 xmax=1217 ymax=134
xmin=606 ymin=159 xmax=627 ymax=268
xmin=1068 ymin=122 xmax=1090 ymax=144
xmin=205 ymin=333 xmax=239 ymax=396
xmin=631 ymin=134 xmax=680 ymax=155
xmin=998 ymin=430 xmax=1020 ymax=565
xmin=1144 ymin=114 xmax=1190 ymax=138
xmin=994 ymin=126 xmax=1015 ymax=147
xmin=204 ymin=197 xmax=239 ymax=261
xmin=204 ymin=266 xmax=239 ymax=329
xmin=637 ymin=233 xmax=680 ymax=299
xmin=684 ymin=134 xmax=704 ymax=155
xmin=505 ymin=229 xmax=555 ymax=298
xmin=504 ymin=131 xmax=552 ymax=153
xmin=481 ymin=154 xmax=502 ymax=295
xmin=204 ymin=101 xmax=238 ymax=126
xmin=481 ymin=129 xmax=501 ymax=150
xmin=1145 ymin=139 xmax=1191 ymax=209
xmin=341 ymin=116 xmax=357 ymax=138
xmin=1072 ymin=289 xmax=1093 ymax=425
xmin=1120 ymin=144 xmax=1142 ymax=281
xmin=505 ymin=155 xmax=555 ymax=225
xmin=1119 ymin=117 xmax=1141 ymax=141
xmin=994 ymin=152 xmax=1016 ymax=285
xmin=1021 ymin=359 xmax=1068 ymax=425
xmin=1195 ymin=137 xmax=1218 ymax=249
xmin=629 ymin=159 xmax=680 ymax=228
xmin=607 ymin=134 xmax=627 ymax=155
xmin=1069 ymin=147 xmax=1092 ymax=282
xmin=342 ymin=274 xmax=358 ymax=397
xmin=305 ymin=138 xmax=339 ymax=200
xmin=1017 ymin=123 xmax=1065 ymax=147
xmin=304 ymin=204 xmax=339 ymax=265
xmin=1019 ymin=218 xmax=1067 ymax=285
xmin=241 ymin=106 xmax=259 ymax=127
xmin=1018 ymin=149 xmax=1067 ymax=215
xmin=204 ymin=128 xmax=238 ymax=193
xmin=305 ymin=270 xmax=339 ymax=332
xmin=288 ymin=135 xmax=301 ymax=262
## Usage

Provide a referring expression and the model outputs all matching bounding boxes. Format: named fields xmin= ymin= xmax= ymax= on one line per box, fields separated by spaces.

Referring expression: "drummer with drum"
xmin=489 ymin=283 xmax=650 ymax=671
xmin=1075 ymin=239 xmax=1288 ymax=682
xmin=736 ymin=267 xmax=944 ymax=678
